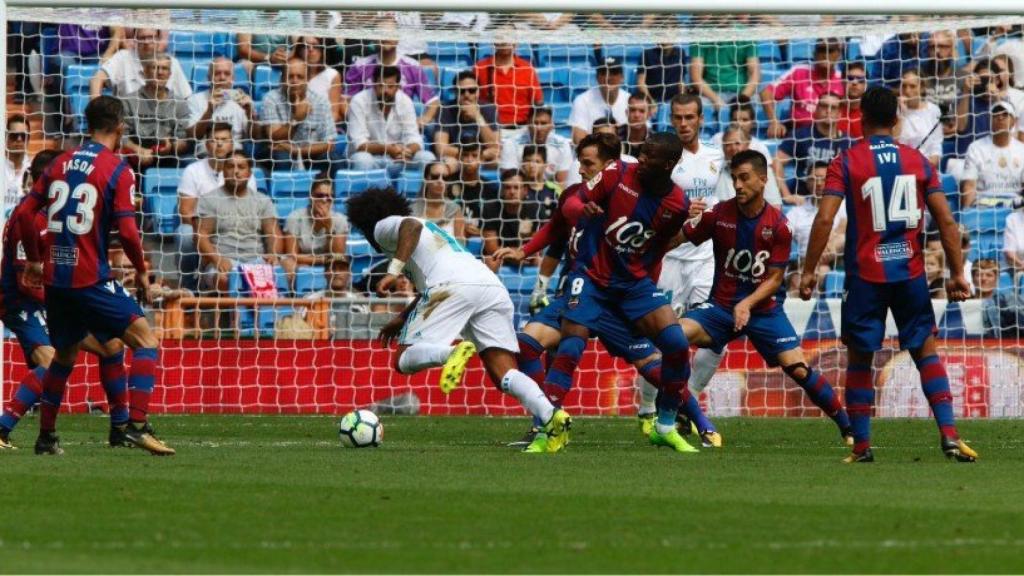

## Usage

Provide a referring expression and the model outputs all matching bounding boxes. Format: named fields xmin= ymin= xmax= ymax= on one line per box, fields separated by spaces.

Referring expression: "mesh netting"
xmin=3 ymin=9 xmax=1024 ymax=419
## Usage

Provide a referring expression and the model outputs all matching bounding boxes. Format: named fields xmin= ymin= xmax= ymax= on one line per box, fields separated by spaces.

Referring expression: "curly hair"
xmin=345 ymin=187 xmax=411 ymax=249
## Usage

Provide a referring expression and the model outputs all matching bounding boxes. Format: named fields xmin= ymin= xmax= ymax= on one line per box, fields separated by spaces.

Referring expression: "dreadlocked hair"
xmin=345 ymin=187 xmax=412 ymax=246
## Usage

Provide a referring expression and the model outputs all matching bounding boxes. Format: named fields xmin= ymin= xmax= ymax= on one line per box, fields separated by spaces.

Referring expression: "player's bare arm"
xmin=734 ymin=267 xmax=785 ymax=331
xmin=378 ymin=295 xmax=421 ymax=347
xmin=799 ymin=194 xmax=843 ymax=300
xmin=377 ymin=218 xmax=422 ymax=296
xmin=925 ymin=189 xmax=970 ymax=301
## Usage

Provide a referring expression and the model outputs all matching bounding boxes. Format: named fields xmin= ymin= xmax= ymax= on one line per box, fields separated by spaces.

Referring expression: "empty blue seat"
xmin=822 ymin=271 xmax=845 ymax=299
xmin=347 ymin=239 xmax=375 ymax=257
xmin=567 ymin=67 xmax=597 ymax=95
xmin=64 ymin=63 xmax=98 ymax=93
xmin=253 ymin=65 xmax=282 ymax=102
xmin=758 ymin=41 xmax=782 ymax=63
xmin=961 ymin=207 xmax=1010 ymax=235
xmin=294 ymin=266 xmax=328 ymax=295
xmin=251 ymin=167 xmax=269 ymax=194
xmin=602 ymin=44 xmax=648 ymax=65
xmin=333 ymin=169 xmax=390 ymax=205
xmin=551 ymin=102 xmax=572 ymax=126
xmin=169 ymin=31 xmax=231 ymax=58
xmin=270 ymin=170 xmax=318 ymax=198
xmin=429 ymin=42 xmax=473 ymax=67
xmin=788 ymin=38 xmax=816 ymax=62
xmin=274 ymin=196 xmax=310 ymax=220
xmin=142 ymin=168 xmax=183 ymax=235
xmin=396 ymin=171 xmax=424 ymax=198
xmin=536 ymin=44 xmax=593 ymax=66
xmin=476 ymin=44 xmax=534 ymax=62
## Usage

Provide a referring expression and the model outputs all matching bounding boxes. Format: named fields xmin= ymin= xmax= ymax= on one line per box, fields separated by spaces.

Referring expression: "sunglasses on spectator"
xmin=459 ymin=87 xmax=479 ymax=94
xmin=7 ymin=132 xmax=28 ymax=140
xmin=426 ymin=171 xmax=447 ymax=181
xmin=311 ymin=194 xmax=332 ymax=201
xmin=846 ymin=75 xmax=866 ymax=83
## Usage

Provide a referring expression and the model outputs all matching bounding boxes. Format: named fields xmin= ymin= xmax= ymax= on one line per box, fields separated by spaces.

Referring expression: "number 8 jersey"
xmin=26 ymin=141 xmax=137 ymax=288
xmin=824 ymin=135 xmax=943 ymax=283
xmin=683 ymin=199 xmax=793 ymax=314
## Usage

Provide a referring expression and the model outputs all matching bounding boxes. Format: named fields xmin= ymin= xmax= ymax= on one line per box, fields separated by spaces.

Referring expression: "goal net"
xmin=3 ymin=8 xmax=1024 ymax=419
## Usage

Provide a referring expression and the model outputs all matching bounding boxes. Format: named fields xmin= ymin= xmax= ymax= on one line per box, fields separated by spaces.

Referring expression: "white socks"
xmin=689 ymin=348 xmax=724 ymax=394
xmin=397 ymin=343 xmax=454 ymax=374
xmin=638 ymin=376 xmax=659 ymax=415
xmin=501 ymin=369 xmax=555 ymax=424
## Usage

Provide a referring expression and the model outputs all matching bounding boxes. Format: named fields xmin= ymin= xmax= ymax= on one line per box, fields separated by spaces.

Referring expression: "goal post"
xmin=2 ymin=4 xmax=1024 ymax=419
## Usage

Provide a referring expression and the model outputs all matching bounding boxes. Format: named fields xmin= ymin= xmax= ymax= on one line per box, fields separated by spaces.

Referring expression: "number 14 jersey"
xmin=824 ymin=135 xmax=943 ymax=283
xmin=683 ymin=199 xmax=792 ymax=314
xmin=27 ymin=141 xmax=137 ymax=288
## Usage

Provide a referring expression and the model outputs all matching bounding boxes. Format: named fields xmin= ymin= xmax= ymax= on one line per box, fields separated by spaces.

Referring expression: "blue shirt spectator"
xmin=637 ymin=44 xmax=687 ymax=103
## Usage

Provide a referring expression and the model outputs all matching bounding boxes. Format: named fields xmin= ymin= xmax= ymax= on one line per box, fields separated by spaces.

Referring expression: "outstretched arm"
xmin=799 ymin=194 xmax=843 ymax=300
xmin=927 ymin=190 xmax=970 ymax=301
xmin=377 ymin=218 xmax=422 ymax=296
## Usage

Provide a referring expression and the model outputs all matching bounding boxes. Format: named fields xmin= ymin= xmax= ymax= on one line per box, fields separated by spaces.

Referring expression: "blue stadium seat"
xmin=466 ymin=236 xmax=483 ymax=256
xmin=476 ymin=44 xmax=534 ymax=62
xmin=499 ymin=266 xmax=539 ymax=294
xmin=602 ymin=44 xmax=648 ymax=65
xmin=551 ymin=102 xmax=573 ymax=126
xmin=439 ymin=66 xmax=469 ymax=101
xmin=333 ymin=169 xmax=390 ymax=207
xmin=788 ymin=38 xmax=816 ymax=62
xmin=168 ymin=31 xmax=233 ymax=58
xmin=396 ymin=171 xmax=424 ymax=199
xmin=428 ymin=41 xmax=473 ymax=67
xmin=142 ymin=168 xmax=183 ymax=235
xmin=252 ymin=167 xmax=269 ymax=194
xmin=961 ymin=207 xmax=1010 ymax=235
xmin=253 ymin=65 xmax=282 ymax=103
xmin=822 ymin=271 xmax=845 ymax=299
xmin=274 ymin=197 xmax=310 ymax=220
xmin=68 ymin=92 xmax=92 ymax=132
xmin=758 ymin=41 xmax=783 ymax=63
xmin=941 ymin=173 xmax=960 ymax=215
xmin=536 ymin=44 xmax=593 ymax=67
xmin=270 ymin=170 xmax=318 ymax=198
xmin=567 ymin=67 xmax=597 ymax=96
xmin=64 ymin=63 xmax=98 ymax=93
xmin=294 ymin=266 xmax=328 ymax=295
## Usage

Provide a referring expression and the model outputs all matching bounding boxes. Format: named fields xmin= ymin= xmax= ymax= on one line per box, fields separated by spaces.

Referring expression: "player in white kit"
xmin=345 ymin=187 xmax=572 ymax=453
xmin=639 ymin=92 xmax=728 ymax=427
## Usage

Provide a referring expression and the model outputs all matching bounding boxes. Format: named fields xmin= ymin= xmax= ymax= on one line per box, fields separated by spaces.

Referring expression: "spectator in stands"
xmin=90 ymin=27 xmax=191 ymax=99
xmin=262 ymin=57 xmax=339 ymax=173
xmin=714 ymin=123 xmax=782 ymax=207
xmin=344 ymin=20 xmax=438 ymax=127
xmin=433 ymin=71 xmax=500 ymax=168
xmin=282 ymin=177 xmax=351 ymax=294
xmin=925 ymin=251 xmax=947 ymax=298
xmin=619 ymin=93 xmax=653 ymax=158
xmin=984 ymin=27 xmax=1024 ymax=90
xmin=196 ymin=151 xmax=283 ymax=294
xmin=410 ymin=161 xmax=465 ymax=243
xmin=774 ymin=92 xmax=851 ymax=203
xmin=761 ymin=37 xmax=844 ymax=138
xmin=384 ymin=10 xmax=438 ymax=83
xmin=960 ymin=101 xmax=1024 ymax=208
xmin=474 ymin=36 xmax=542 ymax=132
xmin=3 ymin=115 xmax=32 ymax=210
xmin=879 ymin=32 xmax=924 ymax=88
xmin=452 ymin=142 xmax=500 ymax=238
xmin=44 ymin=25 xmax=124 ymax=136
xmin=187 ymin=57 xmax=255 ymax=155
xmin=785 ymin=163 xmax=845 ymax=274
xmin=636 ymin=43 xmax=687 ymax=104
xmin=973 ymin=258 xmax=999 ymax=300
xmin=1002 ymin=203 xmax=1024 ymax=274
xmin=109 ymin=247 xmax=191 ymax=304
xmin=347 ymin=64 xmax=435 ymax=177
xmin=898 ymin=69 xmax=944 ymax=167
xmin=482 ymin=170 xmax=541 ymax=268
xmin=293 ymin=36 xmax=346 ymax=124
xmin=710 ymin=96 xmax=760 ymax=149
xmin=520 ymin=145 xmax=562 ymax=224
xmin=177 ymin=123 xmax=260 ymax=289
xmin=838 ymin=61 xmax=867 ymax=139
xmin=569 ymin=57 xmax=630 ymax=144
xmin=991 ymin=54 xmax=1024 ymax=140
xmin=689 ymin=35 xmax=760 ymax=112
xmin=921 ymin=30 xmax=962 ymax=137
xmin=954 ymin=57 xmax=998 ymax=156
xmin=363 ymin=261 xmax=416 ymax=313
xmin=121 ymin=53 xmax=191 ymax=170
xmin=500 ymin=106 xmax=573 ymax=186
xmin=236 ymin=11 xmax=300 ymax=71
xmin=971 ymin=258 xmax=1024 ymax=338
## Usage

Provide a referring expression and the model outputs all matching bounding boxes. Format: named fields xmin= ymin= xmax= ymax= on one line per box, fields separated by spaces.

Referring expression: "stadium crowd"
xmin=6 ymin=13 xmax=1024 ymax=337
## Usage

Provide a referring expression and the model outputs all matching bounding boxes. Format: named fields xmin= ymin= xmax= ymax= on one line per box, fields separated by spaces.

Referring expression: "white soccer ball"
xmin=338 ymin=409 xmax=382 ymax=448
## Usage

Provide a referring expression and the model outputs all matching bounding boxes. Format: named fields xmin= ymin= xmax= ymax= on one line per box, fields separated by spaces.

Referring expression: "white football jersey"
xmin=373 ymin=216 xmax=500 ymax=292
xmin=668 ymin=141 xmax=725 ymax=261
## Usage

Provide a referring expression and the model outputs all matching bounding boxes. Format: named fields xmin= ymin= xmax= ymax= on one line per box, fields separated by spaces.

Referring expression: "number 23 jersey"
xmin=683 ymin=199 xmax=792 ymax=314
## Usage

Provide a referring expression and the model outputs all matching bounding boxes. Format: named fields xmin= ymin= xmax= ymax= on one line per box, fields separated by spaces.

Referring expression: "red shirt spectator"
xmin=761 ymin=38 xmax=844 ymax=138
xmin=474 ymin=43 xmax=542 ymax=127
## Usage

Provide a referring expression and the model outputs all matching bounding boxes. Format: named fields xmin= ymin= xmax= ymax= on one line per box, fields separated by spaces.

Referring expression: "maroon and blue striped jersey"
xmin=0 ymin=204 xmax=46 ymax=314
xmin=684 ymin=199 xmax=792 ymax=313
xmin=567 ymin=161 xmax=690 ymax=288
xmin=18 ymin=141 xmax=143 ymax=289
xmin=824 ymin=135 xmax=943 ymax=283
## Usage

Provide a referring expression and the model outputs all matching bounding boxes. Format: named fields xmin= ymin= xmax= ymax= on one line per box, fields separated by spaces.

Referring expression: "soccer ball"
xmin=338 ymin=409 xmax=382 ymax=448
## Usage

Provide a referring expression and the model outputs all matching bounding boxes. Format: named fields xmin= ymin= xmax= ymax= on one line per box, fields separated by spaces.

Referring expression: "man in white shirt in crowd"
xmin=3 ymin=115 xmax=32 ymax=213
xmin=662 ymin=92 xmax=726 ymax=398
xmin=714 ymin=123 xmax=783 ymax=206
xmin=347 ymin=64 xmax=435 ymax=178
xmin=262 ymin=58 xmax=339 ymax=173
xmin=177 ymin=123 xmax=260 ymax=289
xmin=90 ymin=27 xmax=192 ymax=99
xmin=897 ymin=69 xmax=944 ymax=167
xmin=500 ymin=106 xmax=573 ymax=186
xmin=961 ymin=100 xmax=1024 ymax=208
xmin=569 ymin=57 xmax=630 ymax=145
xmin=187 ymin=57 xmax=255 ymax=156
xmin=786 ymin=162 xmax=846 ymax=278
xmin=1003 ymin=205 xmax=1024 ymax=275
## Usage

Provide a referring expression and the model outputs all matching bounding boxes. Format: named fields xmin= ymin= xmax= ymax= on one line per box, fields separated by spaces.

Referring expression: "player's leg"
xmin=893 ymin=276 xmax=977 ymax=462
xmin=465 ymin=287 xmax=570 ymax=453
xmin=512 ymin=319 xmax=562 ymax=447
xmin=33 ymin=289 xmax=90 ymax=455
xmin=774 ymin=348 xmax=852 ymax=443
xmin=80 ymin=335 xmax=131 ymax=446
xmin=0 ymin=305 xmax=54 ymax=447
xmin=840 ymin=276 xmax=889 ymax=463
xmin=543 ymin=273 xmax=603 ymax=410
xmin=630 ymin=290 xmax=699 ymax=454
xmin=680 ymin=261 xmax=724 ymax=396
xmin=389 ymin=289 xmax=474 ymax=392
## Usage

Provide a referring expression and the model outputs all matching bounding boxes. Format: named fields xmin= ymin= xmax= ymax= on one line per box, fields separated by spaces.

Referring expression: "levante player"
xmin=677 ymin=149 xmax=853 ymax=445
xmin=800 ymin=86 xmax=977 ymax=463
xmin=11 ymin=96 xmax=174 ymax=455
xmin=546 ymin=132 xmax=699 ymax=454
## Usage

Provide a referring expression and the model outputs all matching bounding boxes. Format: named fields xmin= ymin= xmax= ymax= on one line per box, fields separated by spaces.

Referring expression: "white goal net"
xmin=3 ymin=7 xmax=1024 ymax=418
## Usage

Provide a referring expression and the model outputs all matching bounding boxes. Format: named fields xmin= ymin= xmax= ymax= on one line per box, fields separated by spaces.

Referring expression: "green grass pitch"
xmin=1 ymin=415 xmax=1022 ymax=574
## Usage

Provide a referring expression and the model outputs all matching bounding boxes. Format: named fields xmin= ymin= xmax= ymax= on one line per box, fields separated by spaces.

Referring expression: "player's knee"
xmin=782 ymin=362 xmax=810 ymax=383
xmin=32 ymin=346 xmax=55 ymax=369
xmin=516 ymin=333 xmax=545 ymax=361
xmin=653 ymin=324 xmax=689 ymax=355
xmin=632 ymin=353 xmax=661 ymax=371
xmin=103 ymin=339 xmax=125 ymax=358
